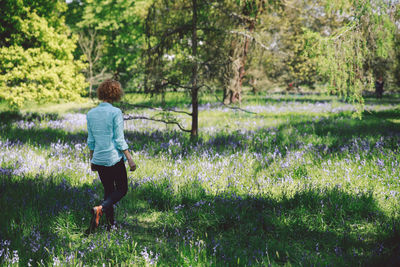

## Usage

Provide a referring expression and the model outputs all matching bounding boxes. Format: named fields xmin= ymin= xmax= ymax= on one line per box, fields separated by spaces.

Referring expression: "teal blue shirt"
xmin=87 ymin=102 xmax=129 ymax=166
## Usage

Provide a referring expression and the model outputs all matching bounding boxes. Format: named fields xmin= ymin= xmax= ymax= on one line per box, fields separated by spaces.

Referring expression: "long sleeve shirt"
xmin=87 ymin=102 xmax=129 ymax=166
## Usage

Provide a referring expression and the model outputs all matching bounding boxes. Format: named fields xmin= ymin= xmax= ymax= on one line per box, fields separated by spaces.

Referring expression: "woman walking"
xmin=86 ymin=79 xmax=136 ymax=233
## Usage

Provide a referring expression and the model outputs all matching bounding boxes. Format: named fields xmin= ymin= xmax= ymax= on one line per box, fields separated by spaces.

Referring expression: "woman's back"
xmin=87 ymin=102 xmax=128 ymax=166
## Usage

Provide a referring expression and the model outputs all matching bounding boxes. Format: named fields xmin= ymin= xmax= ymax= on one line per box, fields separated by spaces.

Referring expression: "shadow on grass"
xmin=278 ymin=109 xmax=400 ymax=152
xmin=1 ymin=172 xmax=399 ymax=266
xmin=126 ymin=108 xmax=400 ymax=158
xmin=0 ymin=111 xmax=60 ymax=124
xmin=0 ymin=111 xmax=86 ymax=146
xmin=0 ymin=126 xmax=87 ymax=146
xmin=363 ymin=95 xmax=400 ymax=106
xmin=1 ymin=108 xmax=399 ymax=159
xmin=247 ymin=93 xmax=400 ymax=106
xmin=0 ymin=172 xmax=95 ymax=265
xmin=131 ymin=180 xmax=400 ymax=266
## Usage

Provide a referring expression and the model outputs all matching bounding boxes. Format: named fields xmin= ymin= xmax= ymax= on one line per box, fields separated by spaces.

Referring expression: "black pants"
xmin=94 ymin=158 xmax=128 ymax=225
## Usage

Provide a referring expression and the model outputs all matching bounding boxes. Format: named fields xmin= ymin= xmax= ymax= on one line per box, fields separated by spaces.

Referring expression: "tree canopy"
xmin=0 ymin=1 xmax=87 ymax=108
xmin=305 ymin=0 xmax=398 ymax=107
xmin=0 ymin=0 xmax=399 ymax=121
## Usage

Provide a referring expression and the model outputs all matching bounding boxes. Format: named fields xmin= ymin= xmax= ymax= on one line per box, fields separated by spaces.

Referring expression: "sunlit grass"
xmin=1 ymin=93 xmax=400 ymax=266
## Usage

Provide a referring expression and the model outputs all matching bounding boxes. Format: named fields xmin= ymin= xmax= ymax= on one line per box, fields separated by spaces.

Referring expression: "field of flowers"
xmin=1 ymin=93 xmax=400 ymax=266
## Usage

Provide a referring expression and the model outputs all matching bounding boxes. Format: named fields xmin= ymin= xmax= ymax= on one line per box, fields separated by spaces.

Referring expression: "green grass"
xmin=1 ymin=92 xmax=400 ymax=266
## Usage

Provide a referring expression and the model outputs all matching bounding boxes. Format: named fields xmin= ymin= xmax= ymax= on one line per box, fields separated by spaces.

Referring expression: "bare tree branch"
xmin=121 ymin=103 xmax=192 ymax=116
xmin=229 ymin=12 xmax=257 ymax=24
xmin=210 ymin=2 xmax=256 ymax=24
xmin=164 ymin=80 xmax=194 ymax=90
xmin=148 ymin=24 xmax=192 ymax=52
xmin=124 ymin=114 xmax=191 ymax=132
xmin=229 ymin=30 xmax=270 ymax=50
xmin=331 ymin=23 xmax=357 ymax=41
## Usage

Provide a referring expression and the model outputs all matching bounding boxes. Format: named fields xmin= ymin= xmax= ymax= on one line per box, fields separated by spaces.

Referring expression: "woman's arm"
xmin=87 ymin=115 xmax=95 ymax=151
xmin=87 ymin=115 xmax=97 ymax=171
xmin=113 ymin=110 xmax=129 ymax=151
xmin=123 ymin=150 xmax=136 ymax=171
xmin=89 ymin=150 xmax=97 ymax=171
xmin=113 ymin=110 xmax=136 ymax=171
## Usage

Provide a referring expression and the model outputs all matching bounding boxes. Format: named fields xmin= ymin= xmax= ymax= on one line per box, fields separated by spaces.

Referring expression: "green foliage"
xmin=305 ymin=0 xmax=398 ymax=105
xmin=253 ymin=0 xmax=344 ymax=89
xmin=144 ymin=0 xmax=231 ymax=95
xmin=0 ymin=0 xmax=68 ymax=47
xmin=0 ymin=10 xmax=87 ymax=109
xmin=275 ymin=2 xmax=319 ymax=87
xmin=74 ymin=0 xmax=146 ymax=86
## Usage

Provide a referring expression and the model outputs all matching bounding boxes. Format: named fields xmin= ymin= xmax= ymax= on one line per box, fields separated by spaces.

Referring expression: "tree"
xmin=274 ymin=0 xmax=319 ymax=88
xmin=394 ymin=3 xmax=400 ymax=88
xmin=221 ymin=0 xmax=273 ymax=104
xmin=240 ymin=0 xmax=347 ymax=92
xmin=0 ymin=2 xmax=87 ymax=108
xmin=77 ymin=29 xmax=107 ymax=98
xmin=65 ymin=0 xmax=109 ymax=97
xmin=74 ymin=0 xmax=147 ymax=89
xmin=144 ymin=0 xmax=230 ymax=138
xmin=305 ymin=0 xmax=397 ymax=106
xmin=0 ymin=0 xmax=67 ymax=47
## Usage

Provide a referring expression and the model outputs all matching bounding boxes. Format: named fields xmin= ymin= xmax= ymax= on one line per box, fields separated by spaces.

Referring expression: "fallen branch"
xmin=124 ymin=114 xmax=191 ymax=132
xmin=225 ymin=106 xmax=258 ymax=114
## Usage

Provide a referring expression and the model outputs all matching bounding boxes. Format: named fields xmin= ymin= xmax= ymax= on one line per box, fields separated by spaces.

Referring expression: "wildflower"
xmin=377 ymin=158 xmax=384 ymax=167
xmin=334 ymin=246 xmax=342 ymax=256
xmin=11 ymin=250 xmax=19 ymax=264
xmin=140 ymin=247 xmax=159 ymax=265
xmin=52 ymin=256 xmax=61 ymax=266
xmin=194 ymin=200 xmax=206 ymax=207
xmin=65 ymin=253 xmax=75 ymax=264
xmin=174 ymin=204 xmax=184 ymax=213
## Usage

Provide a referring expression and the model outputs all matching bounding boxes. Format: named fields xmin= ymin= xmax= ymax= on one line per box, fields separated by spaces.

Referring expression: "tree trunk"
xmin=190 ymin=0 xmax=199 ymax=139
xmin=223 ymin=40 xmax=241 ymax=105
xmin=89 ymin=61 xmax=93 ymax=98
xmin=223 ymin=54 xmax=241 ymax=105
xmin=238 ymin=20 xmax=254 ymax=92
xmin=250 ymin=77 xmax=258 ymax=94
xmin=78 ymin=29 xmax=102 ymax=99
xmin=223 ymin=16 xmax=256 ymax=105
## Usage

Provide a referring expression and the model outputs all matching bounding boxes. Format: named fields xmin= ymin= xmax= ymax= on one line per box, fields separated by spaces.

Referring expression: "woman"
xmin=86 ymin=79 xmax=136 ymax=233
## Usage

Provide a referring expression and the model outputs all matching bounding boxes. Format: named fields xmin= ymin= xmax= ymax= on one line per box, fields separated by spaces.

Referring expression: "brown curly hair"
xmin=97 ymin=79 xmax=124 ymax=102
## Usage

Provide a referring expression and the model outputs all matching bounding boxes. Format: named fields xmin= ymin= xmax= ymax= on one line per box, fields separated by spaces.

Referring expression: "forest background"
xmin=1 ymin=0 xmax=400 ymax=137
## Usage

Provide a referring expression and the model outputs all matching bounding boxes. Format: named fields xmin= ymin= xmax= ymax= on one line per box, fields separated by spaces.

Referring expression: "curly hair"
xmin=97 ymin=79 xmax=124 ymax=102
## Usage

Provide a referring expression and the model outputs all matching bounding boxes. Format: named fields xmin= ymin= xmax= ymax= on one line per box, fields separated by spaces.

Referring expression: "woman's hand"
xmin=123 ymin=150 xmax=136 ymax=171
xmin=128 ymin=159 xmax=136 ymax=171
xmin=89 ymin=150 xmax=96 ymax=171
xmin=91 ymin=163 xmax=97 ymax=172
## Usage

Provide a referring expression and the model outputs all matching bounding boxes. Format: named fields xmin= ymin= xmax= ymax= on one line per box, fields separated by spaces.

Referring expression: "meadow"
xmin=1 ymin=92 xmax=400 ymax=266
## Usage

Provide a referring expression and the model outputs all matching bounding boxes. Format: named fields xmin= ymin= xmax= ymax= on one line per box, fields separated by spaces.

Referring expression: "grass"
xmin=1 ymin=92 xmax=400 ymax=266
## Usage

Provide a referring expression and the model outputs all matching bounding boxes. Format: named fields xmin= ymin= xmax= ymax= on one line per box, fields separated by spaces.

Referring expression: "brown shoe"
xmin=88 ymin=206 xmax=103 ymax=233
